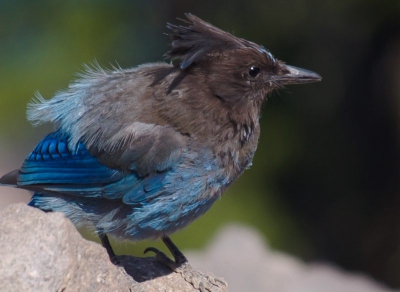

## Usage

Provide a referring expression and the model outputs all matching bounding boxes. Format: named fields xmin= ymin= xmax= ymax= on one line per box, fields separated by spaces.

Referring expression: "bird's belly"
xmin=122 ymin=192 xmax=220 ymax=240
xmin=29 ymin=174 xmax=223 ymax=241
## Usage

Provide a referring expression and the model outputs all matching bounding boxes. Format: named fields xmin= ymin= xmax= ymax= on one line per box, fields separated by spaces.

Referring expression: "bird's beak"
xmin=272 ymin=65 xmax=322 ymax=85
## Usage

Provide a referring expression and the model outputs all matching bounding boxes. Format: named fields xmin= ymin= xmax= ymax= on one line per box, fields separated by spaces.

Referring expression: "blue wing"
xmin=19 ymin=132 xmax=123 ymax=185
xmin=17 ymin=132 xmax=141 ymax=200
xmin=7 ymin=124 xmax=189 ymax=204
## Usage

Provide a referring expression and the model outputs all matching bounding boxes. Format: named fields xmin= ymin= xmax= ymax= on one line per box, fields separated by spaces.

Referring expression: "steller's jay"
xmin=0 ymin=13 xmax=321 ymax=289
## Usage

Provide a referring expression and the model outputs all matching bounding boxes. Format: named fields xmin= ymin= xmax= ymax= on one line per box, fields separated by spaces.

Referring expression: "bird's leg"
xmin=162 ymin=235 xmax=188 ymax=265
xmin=99 ymin=233 xmax=115 ymax=258
xmin=98 ymin=231 xmax=120 ymax=265
xmin=145 ymin=236 xmax=227 ymax=292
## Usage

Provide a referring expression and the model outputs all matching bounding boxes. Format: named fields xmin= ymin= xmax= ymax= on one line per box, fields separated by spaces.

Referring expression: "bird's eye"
xmin=249 ymin=66 xmax=261 ymax=78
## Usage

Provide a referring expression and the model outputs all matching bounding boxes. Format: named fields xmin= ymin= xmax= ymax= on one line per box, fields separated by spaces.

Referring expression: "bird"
xmin=0 ymin=13 xmax=320 ymax=289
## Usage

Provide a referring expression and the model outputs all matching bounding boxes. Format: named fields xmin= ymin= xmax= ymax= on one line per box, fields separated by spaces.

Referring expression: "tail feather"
xmin=0 ymin=169 xmax=19 ymax=186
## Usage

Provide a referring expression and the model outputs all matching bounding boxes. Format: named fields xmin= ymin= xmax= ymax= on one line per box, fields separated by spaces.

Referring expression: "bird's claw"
xmin=144 ymin=247 xmax=227 ymax=292
xmin=144 ymin=246 xmax=178 ymax=269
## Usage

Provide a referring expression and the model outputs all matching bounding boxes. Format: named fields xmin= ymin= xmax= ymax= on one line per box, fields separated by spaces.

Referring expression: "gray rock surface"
xmin=1 ymin=203 xmax=398 ymax=292
xmin=0 ymin=203 xmax=134 ymax=292
xmin=0 ymin=203 xmax=226 ymax=292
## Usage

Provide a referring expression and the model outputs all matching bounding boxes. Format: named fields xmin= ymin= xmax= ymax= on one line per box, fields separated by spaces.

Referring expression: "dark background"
xmin=1 ymin=0 xmax=400 ymax=288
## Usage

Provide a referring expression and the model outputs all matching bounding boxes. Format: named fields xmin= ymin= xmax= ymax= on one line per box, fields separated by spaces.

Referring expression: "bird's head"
xmin=166 ymin=14 xmax=321 ymax=107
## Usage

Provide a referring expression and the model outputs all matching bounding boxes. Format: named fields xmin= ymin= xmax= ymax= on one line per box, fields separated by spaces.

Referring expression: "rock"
xmin=0 ymin=203 xmax=227 ymax=292
xmin=2 ymin=203 xmax=394 ymax=292
xmin=0 ymin=203 xmax=134 ymax=292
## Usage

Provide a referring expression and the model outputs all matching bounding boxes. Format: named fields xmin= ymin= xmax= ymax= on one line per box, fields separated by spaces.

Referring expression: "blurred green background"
xmin=1 ymin=0 xmax=400 ymax=288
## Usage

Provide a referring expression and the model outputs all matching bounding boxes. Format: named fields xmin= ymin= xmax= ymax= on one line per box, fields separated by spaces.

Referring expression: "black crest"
xmin=166 ymin=13 xmax=256 ymax=69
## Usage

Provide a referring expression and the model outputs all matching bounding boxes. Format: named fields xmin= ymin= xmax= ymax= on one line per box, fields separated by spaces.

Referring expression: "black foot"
xmin=98 ymin=232 xmax=120 ymax=265
xmin=145 ymin=236 xmax=227 ymax=292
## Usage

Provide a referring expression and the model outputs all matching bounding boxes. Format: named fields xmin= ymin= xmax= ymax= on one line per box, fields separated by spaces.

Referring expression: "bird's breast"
xmin=214 ymin=125 xmax=260 ymax=187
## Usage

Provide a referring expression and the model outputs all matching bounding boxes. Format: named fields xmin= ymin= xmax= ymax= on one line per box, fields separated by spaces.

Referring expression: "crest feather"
xmin=165 ymin=13 xmax=252 ymax=69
